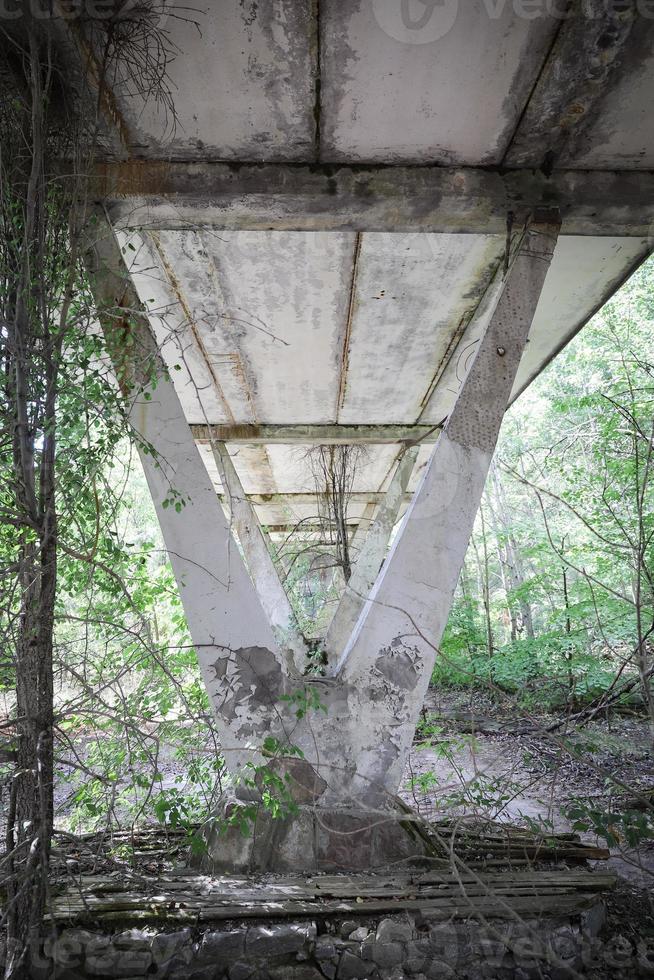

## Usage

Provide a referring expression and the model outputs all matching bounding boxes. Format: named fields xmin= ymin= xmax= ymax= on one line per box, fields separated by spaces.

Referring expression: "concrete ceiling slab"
xmin=512 ymin=235 xmax=651 ymax=397
xmin=319 ymin=0 xmax=558 ymax=164
xmin=421 ymin=234 xmax=650 ymax=421
xmin=196 ymin=230 xmax=357 ymax=424
xmin=338 ymin=233 xmax=504 ymax=423
xmin=263 ymin=444 xmax=403 ymax=495
xmin=121 ymin=229 xmax=649 ymax=447
xmin=563 ymin=40 xmax=654 ymax=170
xmin=116 ymin=230 xmax=229 ymax=424
xmin=113 ymin=2 xmax=316 ymax=161
xmin=17 ymin=6 xmax=654 ymax=544
xmin=180 ymin=227 xmax=649 ymax=535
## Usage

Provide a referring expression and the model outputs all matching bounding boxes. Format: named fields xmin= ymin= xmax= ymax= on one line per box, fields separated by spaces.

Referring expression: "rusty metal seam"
xmin=336 ymin=232 xmax=362 ymax=419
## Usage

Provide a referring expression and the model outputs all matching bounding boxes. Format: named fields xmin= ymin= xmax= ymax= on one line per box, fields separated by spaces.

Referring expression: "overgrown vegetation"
xmin=0 ymin=8 xmax=653 ymax=976
xmin=0 ymin=6 xmax=189 ymax=975
xmin=436 ymin=260 xmax=654 ymax=726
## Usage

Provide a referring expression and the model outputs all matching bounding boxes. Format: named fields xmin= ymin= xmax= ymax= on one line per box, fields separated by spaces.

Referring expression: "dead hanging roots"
xmin=79 ymin=0 xmax=195 ymax=135
xmin=306 ymin=444 xmax=367 ymax=582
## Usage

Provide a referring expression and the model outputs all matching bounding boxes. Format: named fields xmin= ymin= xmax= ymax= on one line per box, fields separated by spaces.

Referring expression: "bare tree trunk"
xmin=489 ymin=461 xmax=535 ymax=639
xmin=307 ymin=445 xmax=364 ymax=583
xmin=2 ymin=28 xmax=57 ymax=979
xmin=474 ymin=504 xmax=494 ymax=665
xmin=458 ymin=561 xmax=479 ymax=661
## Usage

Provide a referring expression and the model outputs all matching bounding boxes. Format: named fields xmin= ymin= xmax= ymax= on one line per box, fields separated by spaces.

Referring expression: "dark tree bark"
xmin=2 ymin=30 xmax=58 ymax=977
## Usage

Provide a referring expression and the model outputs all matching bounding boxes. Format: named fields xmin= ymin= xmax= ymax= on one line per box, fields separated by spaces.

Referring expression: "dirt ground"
xmin=397 ymin=688 xmax=654 ymax=950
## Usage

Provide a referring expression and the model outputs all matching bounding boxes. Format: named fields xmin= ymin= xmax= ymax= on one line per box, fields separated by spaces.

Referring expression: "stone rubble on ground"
xmin=31 ymin=906 xmax=654 ymax=979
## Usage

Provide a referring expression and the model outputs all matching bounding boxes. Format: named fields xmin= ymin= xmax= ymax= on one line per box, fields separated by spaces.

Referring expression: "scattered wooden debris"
xmin=47 ymin=820 xmax=615 ymax=927
xmin=48 ymin=867 xmax=616 ymax=926
xmin=427 ymin=818 xmax=611 ymax=865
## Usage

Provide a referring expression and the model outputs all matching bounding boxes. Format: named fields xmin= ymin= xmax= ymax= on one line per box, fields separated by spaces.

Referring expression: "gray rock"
xmin=267 ymin=967 xmax=326 ymax=980
xmin=340 ymin=921 xmax=359 ymax=939
xmin=315 ymin=938 xmax=338 ymax=961
xmin=376 ymin=918 xmax=414 ymax=944
xmin=379 ymin=969 xmax=405 ymax=980
xmin=152 ymin=928 xmax=193 ymax=965
xmin=428 ymin=923 xmax=462 ymax=962
xmin=199 ymin=930 xmax=245 ymax=965
xmin=424 ymin=959 xmax=458 ymax=979
xmin=581 ymin=901 xmax=606 ymax=938
xmin=338 ymin=950 xmax=372 ymax=979
xmin=112 ymin=929 xmax=153 ymax=951
xmin=46 ymin=930 xmax=89 ymax=968
xmin=179 ymin=968 xmax=222 ymax=980
xmin=229 ymin=962 xmax=255 ymax=980
xmin=44 ymin=929 xmax=91 ymax=959
xmin=321 ymin=962 xmax=338 ymax=980
xmin=404 ymin=939 xmax=430 ymax=973
xmin=85 ymin=948 xmax=153 ymax=977
xmin=371 ymin=942 xmax=403 ymax=969
xmin=637 ymin=939 xmax=654 ymax=976
xmin=551 ymin=967 xmax=578 ymax=980
xmin=470 ymin=937 xmax=508 ymax=969
xmin=349 ymin=927 xmax=370 ymax=943
xmin=245 ymin=923 xmax=312 ymax=957
xmin=513 ymin=968 xmax=549 ymax=980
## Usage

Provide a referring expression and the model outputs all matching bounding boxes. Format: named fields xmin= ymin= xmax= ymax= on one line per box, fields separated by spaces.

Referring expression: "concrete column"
xmin=86 ymin=218 xmax=300 ymax=778
xmin=324 ymin=447 xmax=418 ymax=665
xmin=331 ymin=217 xmax=560 ymax=801
xmin=348 ymin=502 xmax=377 ymax=556
xmin=211 ymin=440 xmax=308 ymax=671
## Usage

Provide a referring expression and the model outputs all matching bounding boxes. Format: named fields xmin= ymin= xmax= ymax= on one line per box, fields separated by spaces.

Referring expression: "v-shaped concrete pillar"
xmin=329 ymin=216 xmax=560 ymax=804
xmin=324 ymin=445 xmax=418 ymax=667
xmin=87 ymin=219 xmax=301 ymax=781
xmin=210 ymin=439 xmax=308 ymax=672
xmin=88 ymin=215 xmax=558 ymax=870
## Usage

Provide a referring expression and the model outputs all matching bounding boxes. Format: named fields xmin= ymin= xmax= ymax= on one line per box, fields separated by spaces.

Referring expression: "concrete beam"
xmin=218 ymin=492 xmax=412 ymax=506
xmin=330 ymin=216 xmax=560 ymax=804
xmin=348 ymin=503 xmax=378 ymax=554
xmin=93 ymin=162 xmax=654 ymax=236
xmin=324 ymin=447 xmax=419 ymax=667
xmin=192 ymin=423 xmax=439 ymax=445
xmin=211 ymin=441 xmax=308 ymax=671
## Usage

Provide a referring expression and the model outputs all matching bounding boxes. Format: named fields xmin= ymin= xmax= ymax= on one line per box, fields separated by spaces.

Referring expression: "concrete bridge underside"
xmin=59 ymin=1 xmax=654 ymax=869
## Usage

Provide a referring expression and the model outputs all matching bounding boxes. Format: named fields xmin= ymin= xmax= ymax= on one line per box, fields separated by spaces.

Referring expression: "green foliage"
xmin=562 ymin=799 xmax=654 ymax=849
xmin=409 ymin=720 xmax=522 ymax=818
xmin=435 ymin=257 xmax=654 ymax=712
xmin=280 ymin=687 xmax=328 ymax=719
xmin=434 ymin=635 xmax=625 ymax=709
